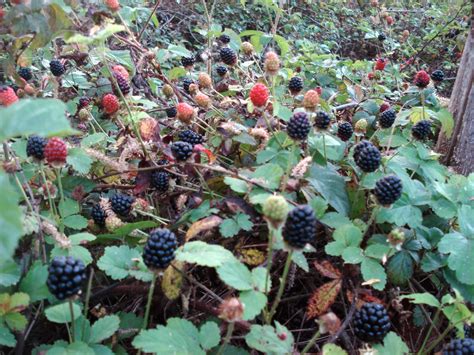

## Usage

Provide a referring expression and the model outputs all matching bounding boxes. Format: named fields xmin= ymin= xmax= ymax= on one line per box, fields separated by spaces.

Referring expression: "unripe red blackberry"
xmin=374 ymin=175 xmax=403 ymax=206
xmin=47 ymin=256 xmax=87 ymax=300
xmin=314 ymin=111 xmax=331 ymax=130
xmin=50 ymin=59 xmax=65 ymax=77
xmin=216 ymin=65 xmax=228 ymax=77
xmin=241 ymin=41 xmax=254 ymax=55
xmin=198 ymin=72 xmax=212 ymax=89
xmin=102 ymin=93 xmax=120 ymax=114
xmin=176 ymin=102 xmax=195 ymax=124
xmin=166 ymin=106 xmax=177 ymax=118
xmin=219 ymin=34 xmax=231 ymax=44
xmin=411 ymin=120 xmax=431 ymax=140
xmin=91 ymin=204 xmax=106 ymax=227
xmin=288 ymin=76 xmax=303 ymax=94
xmin=195 ymin=92 xmax=211 ymax=108
xmin=0 ymin=86 xmax=19 ymax=106
xmin=287 ymin=111 xmax=311 ymax=140
xmin=178 ymin=129 xmax=204 ymax=146
xmin=431 ymin=70 xmax=445 ymax=82
xmin=78 ymin=96 xmax=91 ymax=108
xmin=143 ymin=228 xmax=178 ymax=270
xmin=44 ymin=137 xmax=68 ymax=167
xmin=220 ymin=47 xmax=237 ymax=66
xmin=18 ymin=67 xmax=32 ymax=81
xmin=414 ymin=70 xmax=430 ymax=88
xmin=249 ymin=83 xmax=269 ymax=107
xmin=171 ymin=141 xmax=193 ymax=161
xmin=303 ymin=90 xmax=319 ymax=111
xmin=181 ymin=56 xmax=195 ymax=68
xmin=354 ymin=140 xmax=381 ymax=173
xmin=353 ymin=303 xmax=390 ymax=342
xmin=264 ymin=51 xmax=280 ymax=75
xmin=379 ymin=108 xmax=396 ymax=128
xmin=282 ymin=205 xmax=317 ymax=249
xmin=443 ymin=338 xmax=474 ymax=355
xmin=374 ymin=58 xmax=386 ymax=71
xmin=112 ymin=72 xmax=131 ymax=96
xmin=110 ymin=193 xmax=135 ymax=217
xmin=26 ymin=135 xmax=47 ymax=160
xmin=150 ymin=171 xmax=170 ymax=192
xmin=337 ymin=122 xmax=353 ymax=141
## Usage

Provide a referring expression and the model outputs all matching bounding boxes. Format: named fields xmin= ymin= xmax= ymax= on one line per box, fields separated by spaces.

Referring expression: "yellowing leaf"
xmin=162 ymin=261 xmax=184 ymax=300
xmin=239 ymin=248 xmax=266 ymax=266
xmin=185 ymin=215 xmax=222 ymax=241
xmin=307 ymin=280 xmax=342 ymax=319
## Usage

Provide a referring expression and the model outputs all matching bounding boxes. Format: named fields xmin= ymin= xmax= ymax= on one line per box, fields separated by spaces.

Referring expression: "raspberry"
xmin=195 ymin=92 xmax=211 ymax=108
xmin=337 ymin=122 xmax=353 ymax=141
xmin=241 ymin=41 xmax=254 ymax=55
xmin=143 ymin=228 xmax=178 ymax=270
xmin=47 ymin=256 xmax=87 ymax=300
xmin=179 ymin=129 xmax=204 ymax=146
xmin=314 ymin=111 xmax=331 ymax=130
xmin=166 ymin=106 xmax=177 ymax=118
xmin=379 ymin=102 xmax=390 ymax=112
xmin=220 ymin=47 xmax=237 ymax=66
xmin=198 ymin=72 xmax=212 ymax=89
xmin=411 ymin=120 xmax=431 ymax=140
xmin=443 ymin=338 xmax=474 ymax=355
xmin=171 ymin=141 xmax=193 ymax=161
xmin=181 ymin=56 xmax=195 ymax=68
xmin=282 ymin=205 xmax=317 ymax=249
xmin=287 ymin=111 xmax=311 ymax=140
xmin=431 ymin=69 xmax=445 ymax=82
xmin=249 ymin=83 xmax=269 ymax=107
xmin=50 ymin=59 xmax=65 ymax=77
xmin=91 ymin=204 xmax=106 ymax=227
xmin=162 ymin=84 xmax=174 ymax=98
xmin=216 ymin=65 xmax=228 ymax=77
xmin=18 ymin=67 xmax=32 ymax=81
xmin=303 ymin=90 xmax=320 ymax=111
xmin=182 ymin=77 xmax=194 ymax=93
xmin=102 ymin=93 xmax=119 ymax=114
xmin=105 ymin=0 xmax=120 ymax=11
xmin=176 ymin=102 xmax=195 ymax=124
xmin=414 ymin=70 xmax=430 ymax=88
xmin=26 ymin=135 xmax=47 ymax=160
xmin=219 ymin=34 xmax=231 ymax=44
xmin=378 ymin=33 xmax=386 ymax=41
xmin=379 ymin=108 xmax=396 ymax=128
xmin=110 ymin=193 xmax=135 ymax=217
xmin=264 ymin=51 xmax=280 ymax=75
xmin=150 ymin=171 xmax=170 ymax=191
xmin=288 ymin=76 xmax=303 ymax=94
xmin=374 ymin=58 xmax=386 ymax=71
xmin=0 ymin=86 xmax=19 ymax=106
xmin=353 ymin=303 xmax=390 ymax=342
xmin=374 ymin=175 xmax=403 ymax=206
xmin=78 ymin=96 xmax=91 ymax=108
xmin=354 ymin=140 xmax=381 ymax=173
xmin=262 ymin=195 xmax=288 ymax=225
xmin=112 ymin=72 xmax=130 ymax=96
xmin=112 ymin=64 xmax=129 ymax=80
xmin=44 ymin=137 xmax=68 ymax=167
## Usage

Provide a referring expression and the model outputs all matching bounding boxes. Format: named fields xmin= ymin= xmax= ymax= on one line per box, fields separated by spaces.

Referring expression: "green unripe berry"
xmin=263 ymin=195 xmax=289 ymax=227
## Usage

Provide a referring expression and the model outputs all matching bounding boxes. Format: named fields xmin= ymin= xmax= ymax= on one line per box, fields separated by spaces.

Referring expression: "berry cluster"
xmin=171 ymin=141 xmax=193 ymax=161
xmin=110 ymin=194 xmax=135 ymax=217
xmin=91 ymin=204 xmax=106 ymax=227
xmin=47 ymin=256 xmax=87 ymax=300
xmin=44 ymin=137 xmax=68 ymax=166
xmin=379 ymin=108 xmax=396 ymax=129
xmin=412 ymin=120 xmax=431 ymax=140
xmin=287 ymin=112 xmax=311 ymax=140
xmin=178 ymin=129 xmax=204 ymax=146
xmin=26 ymin=136 xmax=47 ymax=160
xmin=443 ymin=338 xmax=474 ymax=355
xmin=353 ymin=303 xmax=391 ymax=342
xmin=314 ymin=111 xmax=331 ymax=130
xmin=150 ymin=171 xmax=170 ymax=192
xmin=354 ymin=141 xmax=381 ymax=173
xmin=143 ymin=228 xmax=178 ymax=270
xmin=288 ymin=76 xmax=303 ymax=94
xmin=220 ymin=47 xmax=237 ymax=66
xmin=50 ymin=59 xmax=65 ymax=77
xmin=337 ymin=122 xmax=353 ymax=141
xmin=374 ymin=175 xmax=403 ymax=206
xmin=282 ymin=205 xmax=317 ymax=249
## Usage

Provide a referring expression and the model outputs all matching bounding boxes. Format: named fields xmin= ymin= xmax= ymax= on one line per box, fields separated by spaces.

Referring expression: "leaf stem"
xmin=56 ymin=168 xmax=64 ymax=204
xmin=82 ymin=268 xmax=94 ymax=340
xmin=266 ymin=249 xmax=293 ymax=324
xmin=301 ymin=330 xmax=320 ymax=354
xmin=68 ymin=299 xmax=75 ymax=343
xmin=216 ymin=322 xmax=235 ymax=355
xmin=142 ymin=271 xmax=158 ymax=329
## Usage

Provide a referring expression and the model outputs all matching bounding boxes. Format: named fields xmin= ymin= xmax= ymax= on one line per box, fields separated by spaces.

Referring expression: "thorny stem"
xmin=82 ymin=268 xmax=94 ymax=340
xmin=39 ymin=163 xmax=59 ymax=220
xmin=56 ymin=168 xmax=64 ymax=204
xmin=142 ymin=271 xmax=158 ymax=330
xmin=68 ymin=299 xmax=75 ymax=343
xmin=263 ymin=223 xmax=277 ymax=318
xmin=137 ymin=0 xmax=162 ymax=41
xmin=216 ymin=322 xmax=235 ymax=355
xmin=301 ymin=330 xmax=321 ymax=354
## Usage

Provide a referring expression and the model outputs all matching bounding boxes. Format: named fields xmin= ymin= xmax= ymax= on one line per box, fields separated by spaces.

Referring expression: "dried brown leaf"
xmin=185 ymin=215 xmax=222 ymax=241
xmin=307 ymin=279 xmax=342 ymax=319
xmin=313 ymin=260 xmax=342 ymax=279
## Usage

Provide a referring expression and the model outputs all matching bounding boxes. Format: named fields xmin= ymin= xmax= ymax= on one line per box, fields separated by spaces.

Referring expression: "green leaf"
xmin=89 ymin=315 xmax=120 ymax=344
xmin=223 ymin=177 xmax=249 ymax=194
xmin=458 ymin=205 xmax=474 ymax=237
xmin=245 ymin=322 xmax=294 ymax=354
xmin=248 ymin=163 xmax=284 ymax=190
xmin=98 ymin=220 xmax=159 ymax=239
xmin=0 ymin=326 xmax=16 ymax=347
xmin=387 ymin=251 xmax=414 ymax=286
xmin=97 ymin=245 xmax=152 ymax=281
xmin=198 ymin=321 xmax=220 ymax=350
xmin=45 ymin=302 xmax=82 ymax=324
xmin=65 ymin=24 xmax=125 ymax=45
xmin=67 ymin=148 xmax=93 ymax=174
xmin=399 ymin=293 xmax=440 ymax=308
xmin=251 ymin=267 xmax=271 ymax=293
xmin=217 ymin=261 xmax=253 ymax=290
xmin=341 ymin=246 xmax=364 ymax=264
xmin=51 ymin=244 xmax=93 ymax=265
xmin=236 ymin=213 xmax=253 ymax=231
xmin=0 ymin=260 xmax=21 ymax=287
xmin=19 ymin=261 xmax=50 ymax=302
xmin=322 ymin=344 xmax=348 ymax=355
xmin=47 ymin=341 xmax=95 ymax=355
xmin=63 ymin=215 xmax=88 ymax=230
xmin=438 ymin=232 xmax=474 ymax=285
xmin=240 ymin=290 xmax=267 ymax=321
xmin=432 ymin=108 xmax=454 ymax=138
xmin=0 ymin=99 xmax=76 ymax=141
xmin=373 ymin=332 xmax=409 ymax=355
xmin=325 ymin=224 xmax=362 ymax=256
xmin=167 ymin=44 xmax=192 ymax=57
xmin=219 ymin=218 xmax=240 ymax=238
xmin=58 ymin=198 xmax=80 ymax=218
xmin=0 ymin=171 xmax=23 ymax=261
xmin=81 ymin=133 xmax=108 ymax=148
xmin=361 ymin=258 xmax=387 ymax=291
xmin=5 ymin=312 xmax=27 ymax=331
xmin=176 ymin=241 xmax=236 ymax=267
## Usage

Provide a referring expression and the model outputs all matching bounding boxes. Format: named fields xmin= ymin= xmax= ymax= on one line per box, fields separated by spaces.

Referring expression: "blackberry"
xmin=353 ymin=303 xmax=391 ymax=343
xmin=379 ymin=108 xmax=396 ymax=129
xmin=47 ymin=256 xmax=87 ymax=300
xmin=150 ymin=171 xmax=170 ymax=191
xmin=50 ymin=59 xmax=65 ymax=77
xmin=171 ymin=141 xmax=193 ymax=161
xmin=110 ymin=193 xmax=135 ymax=217
xmin=374 ymin=175 xmax=403 ymax=206
xmin=216 ymin=65 xmax=228 ymax=77
xmin=157 ymin=158 xmax=169 ymax=166
xmin=91 ymin=204 xmax=106 ymax=227
xmin=337 ymin=122 xmax=353 ymax=141
xmin=166 ymin=106 xmax=177 ymax=118
xmin=354 ymin=140 xmax=381 ymax=173
xmin=443 ymin=338 xmax=474 ymax=355
xmin=411 ymin=120 xmax=431 ymax=140
xmin=315 ymin=111 xmax=331 ymax=130
xmin=465 ymin=324 xmax=473 ymax=338
xmin=113 ymin=72 xmax=130 ymax=95
xmin=178 ymin=129 xmax=204 ymax=146
xmin=288 ymin=76 xmax=303 ymax=94
xmin=26 ymin=135 xmax=47 ymax=160
xmin=220 ymin=47 xmax=237 ymax=66
xmin=18 ymin=67 xmax=32 ymax=81
xmin=282 ymin=205 xmax=317 ymax=249
xmin=181 ymin=56 xmax=195 ymax=68
xmin=143 ymin=228 xmax=178 ymax=270
xmin=431 ymin=70 xmax=445 ymax=82
xmin=78 ymin=96 xmax=91 ymax=108
xmin=182 ymin=77 xmax=194 ymax=94
xmin=219 ymin=34 xmax=231 ymax=44
xmin=378 ymin=33 xmax=386 ymax=41
xmin=287 ymin=112 xmax=311 ymax=140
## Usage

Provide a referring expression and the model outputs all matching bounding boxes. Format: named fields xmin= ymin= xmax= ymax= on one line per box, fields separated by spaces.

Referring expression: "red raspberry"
xmin=176 ymin=102 xmax=195 ymax=124
xmin=249 ymin=83 xmax=269 ymax=107
xmin=44 ymin=137 xmax=68 ymax=167
xmin=414 ymin=70 xmax=430 ymax=88
xmin=102 ymin=93 xmax=119 ymax=114
xmin=379 ymin=102 xmax=390 ymax=112
xmin=0 ymin=86 xmax=19 ymax=106
xmin=104 ymin=0 xmax=120 ymax=11
xmin=374 ymin=58 xmax=386 ymax=71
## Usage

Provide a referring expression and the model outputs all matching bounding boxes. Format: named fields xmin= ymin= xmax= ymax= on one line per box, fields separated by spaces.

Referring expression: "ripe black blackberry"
xmin=314 ymin=111 xmax=331 ymax=130
xmin=288 ymin=76 xmax=303 ymax=94
xmin=353 ymin=303 xmax=390 ymax=342
xmin=47 ymin=256 xmax=87 ymax=300
xmin=150 ymin=171 xmax=170 ymax=191
xmin=50 ymin=59 xmax=65 ymax=77
xmin=18 ymin=67 xmax=32 ymax=81
xmin=26 ymin=135 xmax=47 ymax=160
xmin=91 ymin=204 xmax=106 ymax=227
xmin=337 ymin=122 xmax=353 ymax=141
xmin=219 ymin=34 xmax=231 ymax=44
xmin=113 ymin=72 xmax=131 ymax=95
xmin=182 ymin=77 xmax=194 ymax=93
xmin=374 ymin=175 xmax=403 ymax=206
xmin=282 ymin=205 xmax=317 ymax=249
xmin=181 ymin=56 xmax=195 ymax=68
xmin=411 ymin=120 xmax=431 ymax=140
xmin=110 ymin=193 xmax=135 ymax=217
xmin=287 ymin=112 xmax=311 ymax=140
xmin=178 ymin=129 xmax=204 ymax=146
xmin=157 ymin=158 xmax=169 ymax=166
xmin=216 ymin=65 xmax=228 ymax=77
xmin=220 ymin=47 xmax=237 ymax=66
xmin=379 ymin=108 xmax=396 ymax=129
xmin=354 ymin=140 xmax=381 ymax=173
xmin=378 ymin=33 xmax=386 ymax=41
xmin=171 ymin=141 xmax=193 ymax=161
xmin=143 ymin=228 xmax=178 ymax=270
xmin=431 ymin=70 xmax=445 ymax=82
xmin=442 ymin=338 xmax=474 ymax=355
xmin=166 ymin=106 xmax=177 ymax=118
